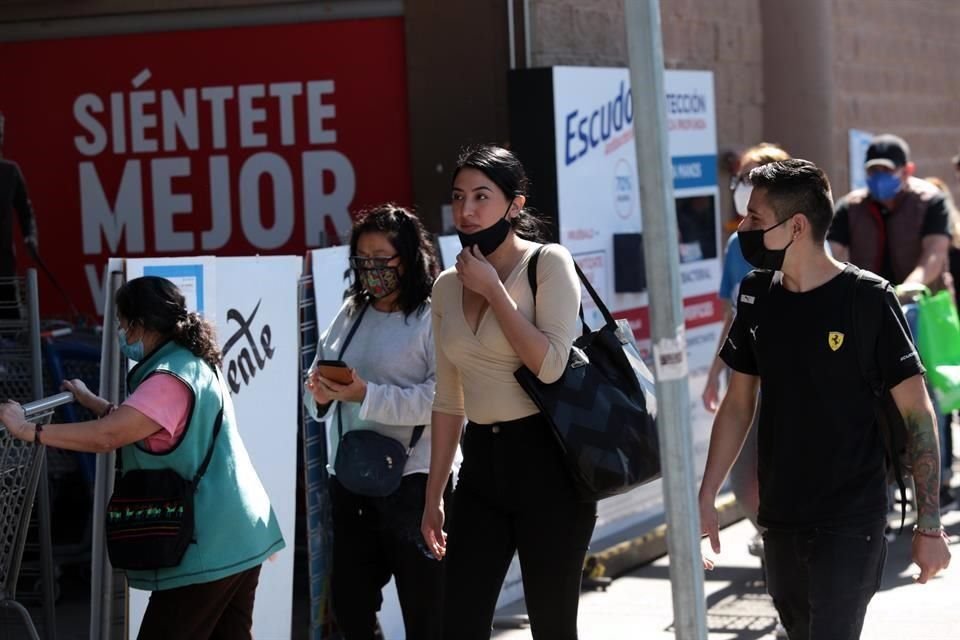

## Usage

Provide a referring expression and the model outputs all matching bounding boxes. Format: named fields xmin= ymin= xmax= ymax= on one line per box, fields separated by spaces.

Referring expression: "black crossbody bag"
xmin=106 ymin=371 xmax=225 ymax=570
xmin=331 ymin=304 xmax=425 ymax=497
xmin=514 ymin=245 xmax=661 ymax=500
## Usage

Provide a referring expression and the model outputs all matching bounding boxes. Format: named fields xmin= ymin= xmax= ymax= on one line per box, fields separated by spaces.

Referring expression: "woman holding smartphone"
xmin=304 ymin=204 xmax=458 ymax=640
xmin=422 ymin=145 xmax=597 ymax=639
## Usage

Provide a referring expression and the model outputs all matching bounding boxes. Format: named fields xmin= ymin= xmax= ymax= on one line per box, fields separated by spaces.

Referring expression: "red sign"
xmin=614 ymin=292 xmax=724 ymax=341
xmin=0 ymin=18 xmax=412 ymax=315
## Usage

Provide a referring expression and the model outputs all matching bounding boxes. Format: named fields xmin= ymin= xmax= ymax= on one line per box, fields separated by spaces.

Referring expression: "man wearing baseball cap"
xmin=828 ymin=134 xmax=950 ymax=293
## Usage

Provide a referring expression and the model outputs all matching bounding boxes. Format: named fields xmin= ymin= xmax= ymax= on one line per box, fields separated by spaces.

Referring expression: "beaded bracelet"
xmin=913 ymin=525 xmax=947 ymax=539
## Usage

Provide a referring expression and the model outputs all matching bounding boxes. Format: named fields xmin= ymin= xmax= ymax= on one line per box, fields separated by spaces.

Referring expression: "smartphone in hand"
xmin=312 ymin=360 xmax=353 ymax=385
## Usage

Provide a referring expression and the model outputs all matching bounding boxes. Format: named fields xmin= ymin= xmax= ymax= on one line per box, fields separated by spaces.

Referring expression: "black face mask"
xmin=739 ymin=216 xmax=795 ymax=270
xmin=457 ymin=202 xmax=514 ymax=256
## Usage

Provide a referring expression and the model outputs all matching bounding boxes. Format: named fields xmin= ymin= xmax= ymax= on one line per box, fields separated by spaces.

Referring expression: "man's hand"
xmin=702 ymin=371 xmax=721 ymax=412
xmin=912 ymin=532 xmax=951 ymax=584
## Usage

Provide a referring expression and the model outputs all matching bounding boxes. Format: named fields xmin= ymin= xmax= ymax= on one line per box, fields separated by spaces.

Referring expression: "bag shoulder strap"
xmin=336 ymin=304 xmax=368 ymax=441
xmin=335 ymin=304 xmax=426 ymax=449
xmin=337 ymin=304 xmax=369 ymax=360
xmin=115 ymin=366 xmax=226 ymax=490
xmin=191 ymin=365 xmax=226 ymax=488
xmin=730 ymin=269 xmax=776 ymax=340
xmin=527 ymin=244 xmax=595 ymax=331
xmin=848 ymin=266 xmax=908 ymax=530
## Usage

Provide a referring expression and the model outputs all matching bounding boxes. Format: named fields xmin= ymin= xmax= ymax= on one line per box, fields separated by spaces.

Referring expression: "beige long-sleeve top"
xmin=431 ymin=243 xmax=581 ymax=424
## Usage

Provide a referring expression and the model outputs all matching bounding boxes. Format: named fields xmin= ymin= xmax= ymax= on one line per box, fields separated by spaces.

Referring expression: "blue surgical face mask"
xmin=118 ymin=328 xmax=145 ymax=362
xmin=867 ymin=171 xmax=902 ymax=201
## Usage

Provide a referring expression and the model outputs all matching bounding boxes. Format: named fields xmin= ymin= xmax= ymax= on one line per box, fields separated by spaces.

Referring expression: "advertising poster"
xmin=508 ymin=67 xmax=723 ymax=552
xmin=125 ymin=255 xmax=300 ymax=639
xmin=0 ymin=18 xmax=411 ymax=316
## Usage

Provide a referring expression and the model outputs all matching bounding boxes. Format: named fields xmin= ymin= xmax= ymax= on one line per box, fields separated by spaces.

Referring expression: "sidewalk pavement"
xmin=493 ymin=505 xmax=960 ymax=640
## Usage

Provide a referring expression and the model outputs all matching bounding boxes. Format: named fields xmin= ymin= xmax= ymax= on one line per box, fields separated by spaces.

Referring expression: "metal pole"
xmin=27 ymin=268 xmax=58 ymax=640
xmin=624 ymin=2 xmax=708 ymax=639
xmin=90 ymin=269 xmax=123 ymax=640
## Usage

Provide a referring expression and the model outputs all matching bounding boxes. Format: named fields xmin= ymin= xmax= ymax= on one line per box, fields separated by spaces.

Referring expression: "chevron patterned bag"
xmin=514 ymin=245 xmax=661 ymax=500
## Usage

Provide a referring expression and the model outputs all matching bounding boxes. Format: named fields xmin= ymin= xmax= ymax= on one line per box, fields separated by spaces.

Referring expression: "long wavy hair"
xmin=116 ymin=276 xmax=222 ymax=368
xmin=346 ymin=204 xmax=438 ymax=319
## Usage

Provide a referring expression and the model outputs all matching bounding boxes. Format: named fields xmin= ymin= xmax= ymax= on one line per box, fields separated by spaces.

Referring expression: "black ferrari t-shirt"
xmin=719 ymin=265 xmax=924 ymax=529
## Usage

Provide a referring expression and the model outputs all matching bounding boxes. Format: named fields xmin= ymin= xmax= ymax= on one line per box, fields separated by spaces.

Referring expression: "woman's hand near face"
xmin=456 ymin=246 xmax=502 ymax=299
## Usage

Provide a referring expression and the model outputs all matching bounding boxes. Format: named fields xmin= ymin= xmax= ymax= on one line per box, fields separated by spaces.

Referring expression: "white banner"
xmin=125 ymin=255 xmax=300 ymax=640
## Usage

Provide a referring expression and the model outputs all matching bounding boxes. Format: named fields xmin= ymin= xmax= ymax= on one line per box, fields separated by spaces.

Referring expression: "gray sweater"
xmin=306 ymin=299 xmax=459 ymax=475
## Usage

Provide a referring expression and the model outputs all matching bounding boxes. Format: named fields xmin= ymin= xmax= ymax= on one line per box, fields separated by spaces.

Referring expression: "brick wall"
xmin=530 ymin=0 xmax=765 ymax=222
xmin=830 ymin=0 xmax=960 ymax=196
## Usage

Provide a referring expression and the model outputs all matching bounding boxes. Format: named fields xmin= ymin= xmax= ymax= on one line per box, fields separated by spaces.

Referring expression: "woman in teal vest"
xmin=0 ymin=276 xmax=285 ymax=640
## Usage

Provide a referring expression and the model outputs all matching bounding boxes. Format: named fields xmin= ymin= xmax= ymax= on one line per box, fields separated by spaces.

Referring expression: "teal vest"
xmin=121 ymin=341 xmax=285 ymax=590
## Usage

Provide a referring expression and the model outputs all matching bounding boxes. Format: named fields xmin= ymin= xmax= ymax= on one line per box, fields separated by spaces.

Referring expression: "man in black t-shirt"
xmin=699 ymin=160 xmax=951 ymax=640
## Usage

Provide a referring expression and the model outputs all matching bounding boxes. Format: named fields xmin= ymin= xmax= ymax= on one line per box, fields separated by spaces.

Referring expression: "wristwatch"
xmin=33 ymin=422 xmax=43 ymax=445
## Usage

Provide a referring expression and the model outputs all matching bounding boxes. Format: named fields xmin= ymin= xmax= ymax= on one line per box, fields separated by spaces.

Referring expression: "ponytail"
xmin=173 ymin=311 xmax=222 ymax=368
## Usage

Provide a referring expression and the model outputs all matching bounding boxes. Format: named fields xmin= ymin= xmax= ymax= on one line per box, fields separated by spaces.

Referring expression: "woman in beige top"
xmin=421 ymin=145 xmax=597 ymax=639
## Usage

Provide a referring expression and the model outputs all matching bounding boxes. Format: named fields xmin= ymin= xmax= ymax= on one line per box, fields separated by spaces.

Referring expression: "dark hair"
xmin=116 ymin=276 xmax=222 ymax=367
xmin=749 ymin=159 xmax=834 ymax=242
xmin=453 ymin=144 xmax=551 ymax=242
xmin=346 ymin=204 xmax=438 ymax=318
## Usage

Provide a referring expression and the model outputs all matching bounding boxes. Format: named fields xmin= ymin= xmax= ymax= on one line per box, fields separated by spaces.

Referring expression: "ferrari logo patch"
xmin=828 ymin=332 xmax=844 ymax=351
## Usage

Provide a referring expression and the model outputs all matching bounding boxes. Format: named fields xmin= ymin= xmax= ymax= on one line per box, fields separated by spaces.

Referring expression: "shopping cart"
xmin=0 ymin=392 xmax=75 ymax=640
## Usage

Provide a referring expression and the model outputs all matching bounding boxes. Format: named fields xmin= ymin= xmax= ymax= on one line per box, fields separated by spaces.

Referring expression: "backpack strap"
xmin=730 ymin=269 xmax=776 ymax=334
xmin=848 ymin=266 xmax=908 ymax=532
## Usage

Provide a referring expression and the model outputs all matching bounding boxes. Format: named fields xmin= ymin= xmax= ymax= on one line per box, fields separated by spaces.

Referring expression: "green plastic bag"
xmin=916 ymin=288 xmax=960 ymax=412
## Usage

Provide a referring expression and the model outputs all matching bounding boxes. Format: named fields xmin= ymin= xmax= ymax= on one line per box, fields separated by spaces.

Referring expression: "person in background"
xmin=829 ymin=134 xmax=950 ymax=295
xmin=304 ymin=204 xmax=457 ymax=640
xmin=921 ymin=175 xmax=957 ymax=509
xmin=422 ymin=145 xmax=596 ymax=640
xmin=0 ymin=111 xmax=38 ymax=322
xmin=703 ymin=143 xmax=791 ymax=526
xmin=0 ymin=276 xmax=284 ymax=640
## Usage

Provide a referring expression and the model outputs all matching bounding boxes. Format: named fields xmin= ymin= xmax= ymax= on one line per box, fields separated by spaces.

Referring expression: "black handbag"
xmin=330 ymin=304 xmax=425 ymax=498
xmin=105 ymin=386 xmax=224 ymax=571
xmin=514 ymin=245 xmax=661 ymax=500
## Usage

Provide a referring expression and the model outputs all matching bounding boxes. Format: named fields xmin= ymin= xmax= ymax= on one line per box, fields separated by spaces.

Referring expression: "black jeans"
xmin=763 ymin=519 xmax=887 ymax=640
xmin=442 ymin=414 xmax=598 ymax=640
xmin=330 ymin=473 xmax=450 ymax=640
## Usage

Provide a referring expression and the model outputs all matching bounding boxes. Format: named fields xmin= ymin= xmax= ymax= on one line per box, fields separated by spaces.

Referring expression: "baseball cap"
xmin=864 ymin=134 xmax=910 ymax=170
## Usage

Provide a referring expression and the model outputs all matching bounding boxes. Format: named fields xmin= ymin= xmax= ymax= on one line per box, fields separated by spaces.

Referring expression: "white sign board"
xmin=849 ymin=128 xmax=875 ymax=191
xmin=125 ymin=255 xmax=300 ymax=640
xmin=547 ymin=66 xmax=722 ymax=543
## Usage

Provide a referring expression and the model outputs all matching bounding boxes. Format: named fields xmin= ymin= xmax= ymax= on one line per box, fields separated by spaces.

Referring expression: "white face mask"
xmin=733 ymin=182 xmax=753 ymax=217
